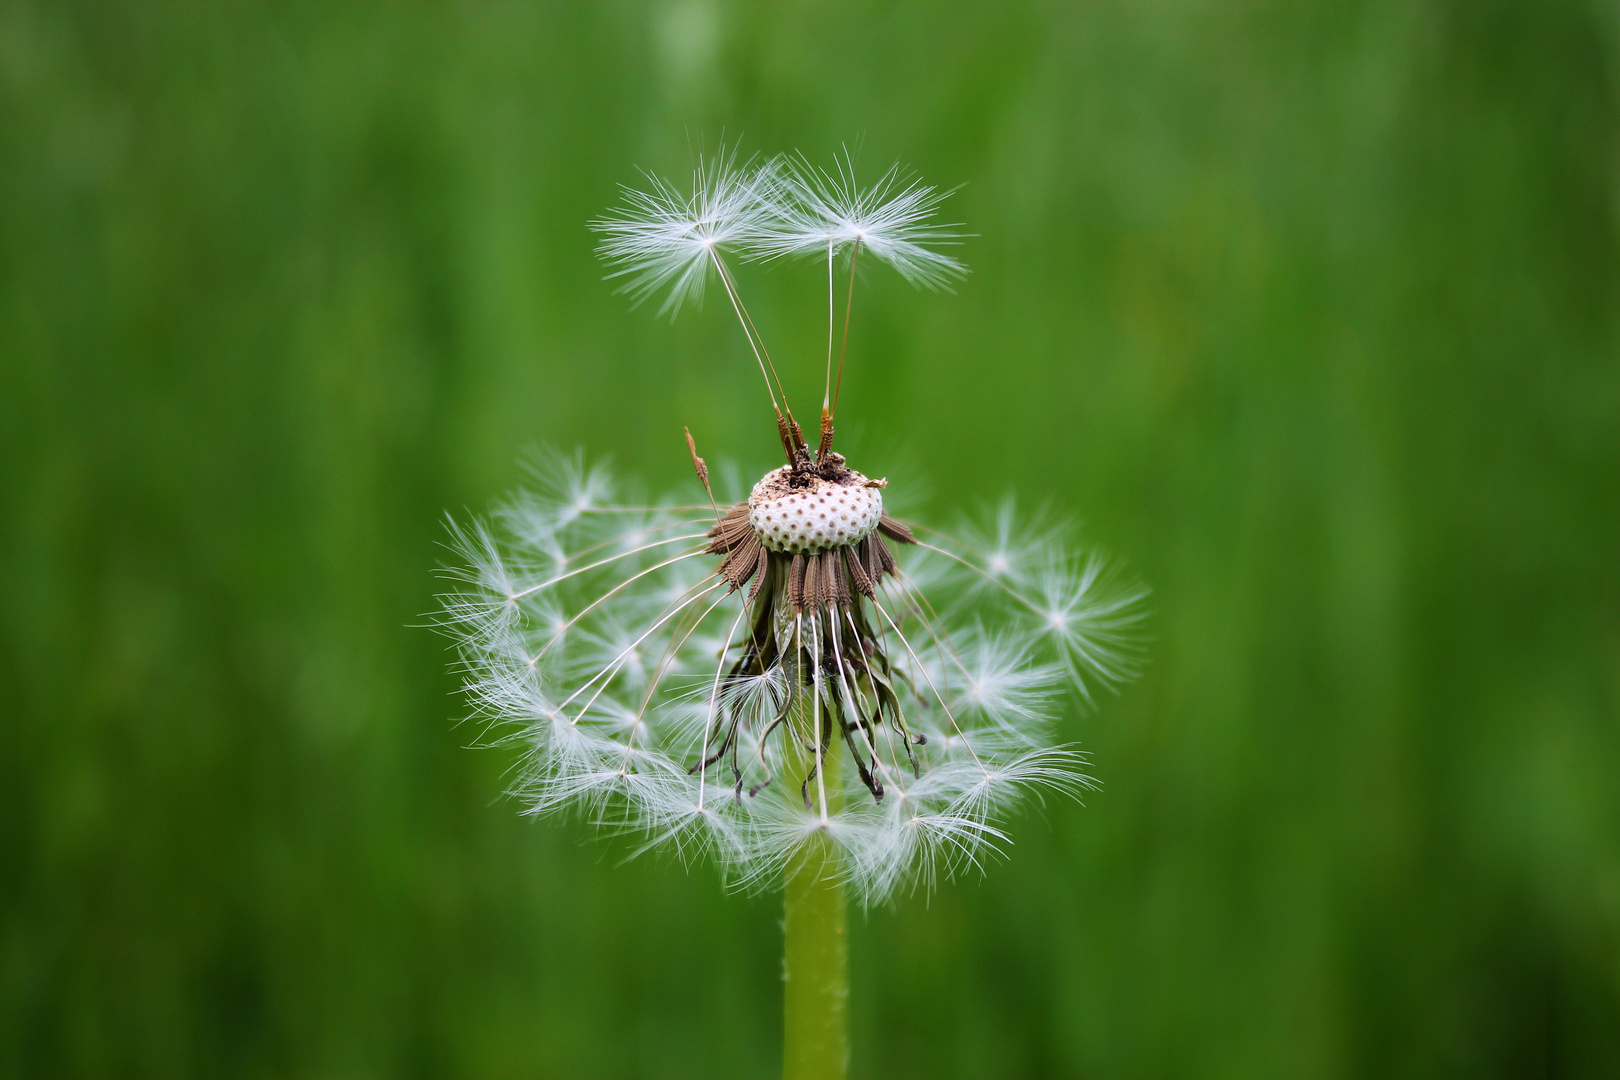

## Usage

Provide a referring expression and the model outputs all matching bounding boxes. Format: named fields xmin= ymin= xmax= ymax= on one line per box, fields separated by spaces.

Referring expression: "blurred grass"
xmin=2 ymin=0 xmax=1618 ymax=1077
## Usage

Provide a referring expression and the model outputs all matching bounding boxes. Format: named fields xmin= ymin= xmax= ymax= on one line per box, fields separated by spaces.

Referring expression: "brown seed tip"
xmin=816 ymin=407 xmax=835 ymax=464
xmin=685 ymin=427 xmax=716 ymax=509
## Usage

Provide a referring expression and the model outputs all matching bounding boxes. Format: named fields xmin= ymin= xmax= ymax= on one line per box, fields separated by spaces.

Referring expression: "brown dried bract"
xmin=706 ymin=497 xmax=909 ymax=611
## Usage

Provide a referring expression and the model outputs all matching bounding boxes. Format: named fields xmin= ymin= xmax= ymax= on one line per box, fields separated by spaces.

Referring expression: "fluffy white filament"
xmin=591 ymin=146 xmax=967 ymax=318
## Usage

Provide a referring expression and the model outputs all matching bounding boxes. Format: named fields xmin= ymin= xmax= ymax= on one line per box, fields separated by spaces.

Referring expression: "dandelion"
xmin=439 ymin=146 xmax=1146 ymax=1080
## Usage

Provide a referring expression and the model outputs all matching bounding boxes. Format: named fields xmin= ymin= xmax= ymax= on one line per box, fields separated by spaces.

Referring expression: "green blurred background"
xmin=4 ymin=1 xmax=1618 ymax=1076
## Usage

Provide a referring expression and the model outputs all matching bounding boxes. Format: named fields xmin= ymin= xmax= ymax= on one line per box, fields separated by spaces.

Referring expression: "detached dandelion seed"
xmin=438 ymin=145 xmax=1147 ymax=1080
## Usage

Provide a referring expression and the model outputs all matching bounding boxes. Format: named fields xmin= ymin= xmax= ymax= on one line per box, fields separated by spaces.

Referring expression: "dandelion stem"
xmin=782 ymin=706 xmax=847 ymax=1080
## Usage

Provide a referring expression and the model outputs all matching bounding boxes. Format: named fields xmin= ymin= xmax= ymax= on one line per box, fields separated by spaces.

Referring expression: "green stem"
xmin=782 ymin=719 xmax=847 ymax=1080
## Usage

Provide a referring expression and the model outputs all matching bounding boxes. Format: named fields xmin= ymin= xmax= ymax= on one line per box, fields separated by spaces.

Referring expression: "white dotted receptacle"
xmin=748 ymin=467 xmax=883 ymax=554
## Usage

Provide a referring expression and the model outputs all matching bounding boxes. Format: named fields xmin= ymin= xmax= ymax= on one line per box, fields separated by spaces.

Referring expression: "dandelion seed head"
xmin=439 ymin=147 xmax=1143 ymax=902
xmin=439 ymin=446 xmax=1145 ymax=902
xmin=747 ymin=464 xmax=884 ymax=554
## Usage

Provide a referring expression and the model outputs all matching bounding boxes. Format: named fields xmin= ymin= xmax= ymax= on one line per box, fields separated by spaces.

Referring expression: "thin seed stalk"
xmin=782 ymin=699 xmax=847 ymax=1080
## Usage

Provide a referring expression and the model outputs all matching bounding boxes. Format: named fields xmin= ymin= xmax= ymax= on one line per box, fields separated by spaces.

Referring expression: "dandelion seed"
xmin=750 ymin=149 xmax=968 ymax=290
xmin=592 ymin=146 xmax=778 ymax=317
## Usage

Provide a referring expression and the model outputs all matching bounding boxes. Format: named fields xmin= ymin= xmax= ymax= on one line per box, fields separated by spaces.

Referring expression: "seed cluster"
xmin=747 ymin=466 xmax=883 ymax=554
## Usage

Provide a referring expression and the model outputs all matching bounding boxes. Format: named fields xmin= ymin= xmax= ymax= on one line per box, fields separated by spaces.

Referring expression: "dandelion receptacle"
xmin=439 ymin=147 xmax=1146 ymax=1080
